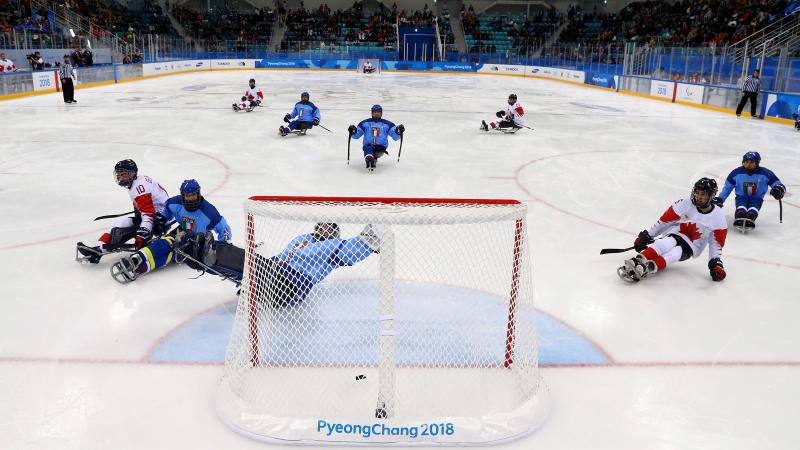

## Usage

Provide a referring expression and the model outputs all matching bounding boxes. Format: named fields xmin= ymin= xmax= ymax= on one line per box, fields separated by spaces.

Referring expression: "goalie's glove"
xmin=496 ymin=110 xmax=505 ymax=118
xmin=135 ymin=226 xmax=152 ymax=249
xmin=770 ymin=184 xmax=786 ymax=200
xmin=283 ymin=113 xmax=292 ymax=123
xmin=348 ymin=125 xmax=357 ymax=136
xmin=633 ymin=229 xmax=654 ymax=252
xmin=360 ymin=224 xmax=381 ymax=252
xmin=708 ymin=258 xmax=726 ymax=282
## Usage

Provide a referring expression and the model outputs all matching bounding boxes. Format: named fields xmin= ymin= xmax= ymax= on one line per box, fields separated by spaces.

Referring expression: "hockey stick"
xmin=94 ymin=210 xmax=135 ymax=221
xmin=347 ymin=133 xmax=352 ymax=165
xmin=397 ymin=133 xmax=404 ymax=162
xmin=316 ymin=124 xmax=332 ymax=132
xmin=779 ymin=198 xmax=783 ymax=223
xmin=599 ymin=246 xmax=635 ymax=255
xmin=173 ymin=247 xmax=241 ymax=287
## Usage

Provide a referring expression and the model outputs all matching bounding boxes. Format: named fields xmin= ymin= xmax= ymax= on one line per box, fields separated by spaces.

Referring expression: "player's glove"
xmin=496 ymin=110 xmax=505 ymax=118
xmin=634 ymin=229 xmax=654 ymax=252
xmin=712 ymin=196 xmax=724 ymax=207
xmin=348 ymin=125 xmax=357 ymax=135
xmin=283 ymin=113 xmax=292 ymax=123
xmin=396 ymin=124 xmax=405 ymax=134
xmin=770 ymin=184 xmax=786 ymax=200
xmin=708 ymin=258 xmax=726 ymax=282
xmin=313 ymin=117 xmax=320 ymax=126
xmin=241 ymin=96 xmax=247 ymax=102
xmin=135 ymin=227 xmax=152 ymax=249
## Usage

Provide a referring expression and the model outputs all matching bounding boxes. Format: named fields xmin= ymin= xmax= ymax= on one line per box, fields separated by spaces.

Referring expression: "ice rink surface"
xmin=1 ymin=69 xmax=799 ymax=449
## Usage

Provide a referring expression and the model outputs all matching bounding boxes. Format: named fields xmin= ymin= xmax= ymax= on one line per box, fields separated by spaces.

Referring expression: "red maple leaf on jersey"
xmin=679 ymin=222 xmax=702 ymax=241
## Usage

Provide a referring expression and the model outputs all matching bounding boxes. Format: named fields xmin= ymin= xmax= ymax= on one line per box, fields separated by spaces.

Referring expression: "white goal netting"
xmin=357 ymin=58 xmax=381 ymax=74
xmin=215 ymin=196 xmax=549 ymax=444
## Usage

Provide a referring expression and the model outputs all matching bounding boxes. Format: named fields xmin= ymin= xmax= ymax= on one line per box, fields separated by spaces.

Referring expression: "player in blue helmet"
xmin=280 ymin=91 xmax=321 ymax=136
xmin=714 ymin=151 xmax=786 ymax=229
xmin=110 ymin=179 xmax=233 ymax=283
xmin=793 ymin=104 xmax=800 ymax=130
xmin=348 ymin=105 xmax=405 ymax=170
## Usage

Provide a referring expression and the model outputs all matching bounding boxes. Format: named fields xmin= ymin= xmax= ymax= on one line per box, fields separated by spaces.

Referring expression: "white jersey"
xmin=505 ymin=101 xmax=525 ymax=126
xmin=244 ymin=86 xmax=263 ymax=102
xmin=0 ymin=58 xmax=15 ymax=73
xmin=647 ymin=197 xmax=728 ymax=260
xmin=364 ymin=61 xmax=373 ymax=70
xmin=128 ymin=175 xmax=169 ymax=232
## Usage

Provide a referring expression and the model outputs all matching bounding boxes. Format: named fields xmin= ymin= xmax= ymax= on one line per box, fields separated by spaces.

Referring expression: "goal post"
xmin=357 ymin=58 xmax=381 ymax=74
xmin=216 ymin=196 xmax=549 ymax=445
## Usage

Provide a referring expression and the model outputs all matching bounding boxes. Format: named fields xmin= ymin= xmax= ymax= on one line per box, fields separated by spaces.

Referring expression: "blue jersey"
xmin=352 ymin=118 xmax=401 ymax=148
xmin=275 ymin=233 xmax=374 ymax=284
xmin=718 ymin=166 xmax=782 ymax=201
xmin=161 ymin=196 xmax=231 ymax=241
xmin=290 ymin=101 xmax=321 ymax=123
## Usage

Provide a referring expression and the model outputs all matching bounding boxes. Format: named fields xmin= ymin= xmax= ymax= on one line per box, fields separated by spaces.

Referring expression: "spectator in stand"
xmin=736 ymin=69 xmax=761 ymax=118
xmin=82 ymin=48 xmax=93 ymax=66
xmin=71 ymin=47 xmax=84 ymax=67
xmin=0 ymin=52 xmax=15 ymax=72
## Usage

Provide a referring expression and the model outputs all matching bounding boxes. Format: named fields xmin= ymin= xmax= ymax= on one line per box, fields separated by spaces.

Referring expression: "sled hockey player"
xmin=76 ymin=159 xmax=169 ymax=264
xmin=110 ymin=179 xmax=232 ymax=283
xmin=232 ymin=78 xmax=263 ymax=112
xmin=179 ymin=222 xmax=381 ymax=305
xmin=362 ymin=60 xmax=376 ymax=74
xmin=618 ymin=178 xmax=728 ymax=283
xmin=793 ymin=105 xmax=800 ymax=130
xmin=279 ymin=91 xmax=321 ymax=136
xmin=348 ymin=104 xmax=404 ymax=170
xmin=481 ymin=93 xmax=525 ymax=132
xmin=713 ymin=151 xmax=786 ymax=230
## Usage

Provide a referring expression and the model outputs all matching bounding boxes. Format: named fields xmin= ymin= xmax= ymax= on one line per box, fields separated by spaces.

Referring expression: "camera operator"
xmin=27 ymin=51 xmax=44 ymax=70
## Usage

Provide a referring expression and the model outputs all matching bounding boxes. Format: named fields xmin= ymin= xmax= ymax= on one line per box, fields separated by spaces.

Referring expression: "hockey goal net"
xmin=357 ymin=58 xmax=380 ymax=74
xmin=216 ymin=196 xmax=548 ymax=444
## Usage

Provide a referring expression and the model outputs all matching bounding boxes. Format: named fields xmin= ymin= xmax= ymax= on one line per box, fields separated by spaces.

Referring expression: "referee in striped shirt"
xmin=59 ymin=55 xmax=77 ymax=104
xmin=736 ymin=69 xmax=760 ymax=118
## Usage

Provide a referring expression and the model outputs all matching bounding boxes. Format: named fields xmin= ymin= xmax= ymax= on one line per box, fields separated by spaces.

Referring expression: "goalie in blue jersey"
xmin=279 ymin=91 xmax=321 ymax=136
xmin=110 ymin=179 xmax=232 ymax=283
xmin=348 ymin=104 xmax=405 ymax=170
xmin=176 ymin=222 xmax=381 ymax=306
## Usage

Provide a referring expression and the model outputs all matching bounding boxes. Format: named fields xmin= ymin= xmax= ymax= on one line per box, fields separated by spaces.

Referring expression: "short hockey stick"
xmin=173 ymin=247 xmax=241 ymax=287
xmin=779 ymin=198 xmax=783 ymax=223
xmin=94 ymin=210 xmax=135 ymax=221
xmin=347 ymin=133 xmax=352 ymax=165
xmin=599 ymin=246 xmax=635 ymax=255
xmin=316 ymin=124 xmax=332 ymax=132
xmin=397 ymin=133 xmax=404 ymax=162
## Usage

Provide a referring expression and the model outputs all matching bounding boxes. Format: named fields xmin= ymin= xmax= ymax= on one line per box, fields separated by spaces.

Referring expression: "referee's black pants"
xmin=736 ymin=91 xmax=758 ymax=117
xmin=61 ymin=78 xmax=74 ymax=103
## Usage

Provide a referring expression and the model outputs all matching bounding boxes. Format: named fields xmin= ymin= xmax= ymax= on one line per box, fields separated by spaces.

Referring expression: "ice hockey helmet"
xmin=371 ymin=104 xmax=383 ymax=113
xmin=114 ymin=159 xmax=138 ymax=188
xmin=180 ymin=179 xmax=202 ymax=212
xmin=742 ymin=151 xmax=761 ymax=164
xmin=508 ymin=93 xmax=517 ymax=102
xmin=313 ymin=222 xmax=340 ymax=241
xmin=691 ymin=177 xmax=718 ymax=207
xmin=301 ymin=91 xmax=310 ymax=99
xmin=249 ymin=78 xmax=256 ymax=84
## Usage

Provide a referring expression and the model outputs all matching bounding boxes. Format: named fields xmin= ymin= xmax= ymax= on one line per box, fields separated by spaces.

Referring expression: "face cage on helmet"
xmin=314 ymin=223 xmax=340 ymax=241
xmin=182 ymin=193 xmax=201 ymax=211
xmin=114 ymin=169 xmax=135 ymax=188
xmin=691 ymin=187 xmax=716 ymax=207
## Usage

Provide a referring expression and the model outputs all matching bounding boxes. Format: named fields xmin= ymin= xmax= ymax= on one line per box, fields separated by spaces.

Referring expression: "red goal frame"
xmin=244 ymin=196 xmax=524 ymax=369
